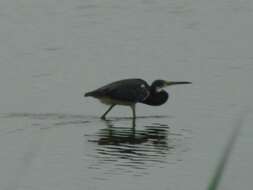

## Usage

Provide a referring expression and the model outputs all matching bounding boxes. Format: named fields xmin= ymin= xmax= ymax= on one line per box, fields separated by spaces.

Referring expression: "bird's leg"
xmin=101 ymin=104 xmax=115 ymax=120
xmin=130 ymin=105 xmax=136 ymax=128
xmin=130 ymin=105 xmax=136 ymax=119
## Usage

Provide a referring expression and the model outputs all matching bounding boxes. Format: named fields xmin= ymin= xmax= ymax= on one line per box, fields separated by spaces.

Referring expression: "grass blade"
xmin=207 ymin=110 xmax=248 ymax=190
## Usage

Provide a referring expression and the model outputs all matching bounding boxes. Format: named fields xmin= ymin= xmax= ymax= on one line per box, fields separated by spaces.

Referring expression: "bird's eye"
xmin=141 ymin=84 xmax=145 ymax=88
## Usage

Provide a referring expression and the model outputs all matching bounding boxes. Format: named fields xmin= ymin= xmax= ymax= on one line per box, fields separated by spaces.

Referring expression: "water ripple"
xmin=85 ymin=120 xmax=187 ymax=178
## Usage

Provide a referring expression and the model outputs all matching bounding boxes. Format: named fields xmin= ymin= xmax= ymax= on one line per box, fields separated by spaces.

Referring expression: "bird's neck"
xmin=150 ymin=84 xmax=158 ymax=94
xmin=142 ymin=88 xmax=169 ymax=106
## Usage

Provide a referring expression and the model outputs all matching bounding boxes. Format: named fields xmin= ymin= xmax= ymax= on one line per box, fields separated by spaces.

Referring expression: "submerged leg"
xmin=101 ymin=105 xmax=115 ymax=120
xmin=132 ymin=117 xmax=136 ymax=128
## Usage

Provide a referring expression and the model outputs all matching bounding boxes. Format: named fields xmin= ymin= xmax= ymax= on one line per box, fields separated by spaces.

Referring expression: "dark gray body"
xmin=85 ymin=78 xmax=150 ymax=104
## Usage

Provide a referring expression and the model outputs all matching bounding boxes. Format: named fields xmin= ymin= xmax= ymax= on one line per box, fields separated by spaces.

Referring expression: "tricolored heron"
xmin=84 ymin=78 xmax=191 ymax=120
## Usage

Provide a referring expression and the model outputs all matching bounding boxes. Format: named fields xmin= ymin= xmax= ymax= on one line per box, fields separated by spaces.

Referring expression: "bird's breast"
xmin=99 ymin=97 xmax=135 ymax=106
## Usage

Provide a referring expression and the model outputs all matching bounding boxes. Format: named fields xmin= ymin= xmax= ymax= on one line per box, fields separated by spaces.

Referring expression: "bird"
xmin=84 ymin=78 xmax=191 ymax=120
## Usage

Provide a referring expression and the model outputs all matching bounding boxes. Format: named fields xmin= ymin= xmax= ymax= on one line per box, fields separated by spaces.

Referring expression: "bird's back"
xmin=85 ymin=78 xmax=150 ymax=103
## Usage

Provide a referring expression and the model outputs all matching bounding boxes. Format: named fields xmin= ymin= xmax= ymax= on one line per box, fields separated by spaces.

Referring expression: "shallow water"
xmin=0 ymin=113 xmax=192 ymax=190
xmin=1 ymin=0 xmax=253 ymax=189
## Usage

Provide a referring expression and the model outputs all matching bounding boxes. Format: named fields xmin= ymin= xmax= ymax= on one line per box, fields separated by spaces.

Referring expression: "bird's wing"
xmin=101 ymin=79 xmax=150 ymax=102
xmin=108 ymin=84 xmax=149 ymax=102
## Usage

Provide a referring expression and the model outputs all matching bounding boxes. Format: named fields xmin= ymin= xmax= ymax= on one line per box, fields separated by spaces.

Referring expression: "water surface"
xmin=0 ymin=0 xmax=253 ymax=189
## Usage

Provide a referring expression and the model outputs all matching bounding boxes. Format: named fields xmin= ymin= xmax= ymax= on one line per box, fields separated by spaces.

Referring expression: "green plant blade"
xmin=207 ymin=110 xmax=248 ymax=190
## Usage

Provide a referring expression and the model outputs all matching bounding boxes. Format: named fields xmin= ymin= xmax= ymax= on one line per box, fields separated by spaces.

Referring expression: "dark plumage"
xmin=84 ymin=78 xmax=191 ymax=119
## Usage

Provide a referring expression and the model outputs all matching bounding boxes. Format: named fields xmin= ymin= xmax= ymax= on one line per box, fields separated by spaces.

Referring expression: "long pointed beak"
xmin=165 ymin=81 xmax=192 ymax=86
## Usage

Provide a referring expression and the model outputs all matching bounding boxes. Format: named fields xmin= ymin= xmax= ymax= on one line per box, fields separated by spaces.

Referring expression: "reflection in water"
xmin=95 ymin=120 xmax=169 ymax=148
xmin=86 ymin=119 xmax=182 ymax=178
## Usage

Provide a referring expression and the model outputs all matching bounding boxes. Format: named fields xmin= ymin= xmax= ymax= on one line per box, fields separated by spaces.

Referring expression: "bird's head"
xmin=151 ymin=80 xmax=192 ymax=92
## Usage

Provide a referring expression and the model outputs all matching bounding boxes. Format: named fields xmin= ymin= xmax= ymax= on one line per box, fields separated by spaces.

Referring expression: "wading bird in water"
xmin=84 ymin=79 xmax=191 ymax=120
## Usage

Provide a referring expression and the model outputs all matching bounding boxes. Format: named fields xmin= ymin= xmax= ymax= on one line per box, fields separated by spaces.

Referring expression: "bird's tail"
xmin=84 ymin=90 xmax=104 ymax=98
xmin=84 ymin=92 xmax=92 ymax=97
